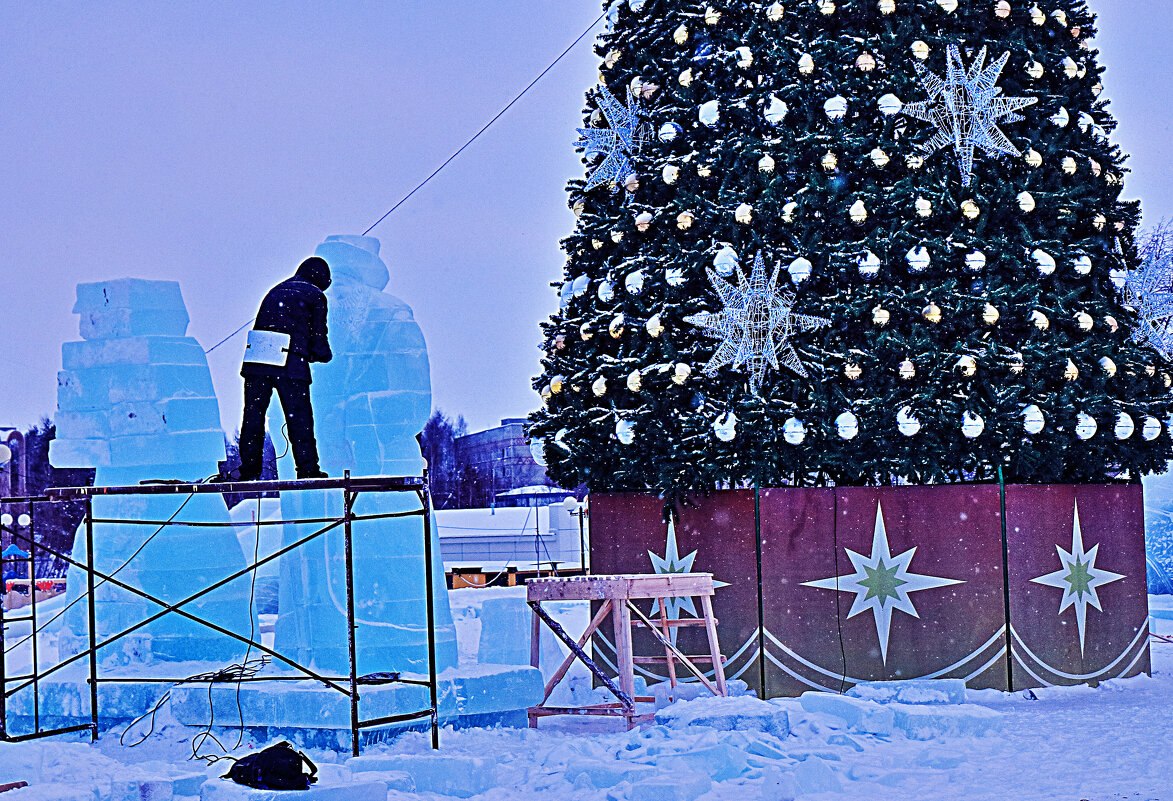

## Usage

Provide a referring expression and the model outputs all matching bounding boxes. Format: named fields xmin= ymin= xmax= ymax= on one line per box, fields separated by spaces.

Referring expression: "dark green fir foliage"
xmin=530 ymin=0 xmax=1173 ymax=504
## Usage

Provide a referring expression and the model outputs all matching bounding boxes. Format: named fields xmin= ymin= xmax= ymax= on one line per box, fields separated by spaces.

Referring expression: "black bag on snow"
xmin=223 ymin=741 xmax=318 ymax=791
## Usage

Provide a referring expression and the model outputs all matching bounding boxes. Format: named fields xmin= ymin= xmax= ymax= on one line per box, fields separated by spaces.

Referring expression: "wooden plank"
xmin=658 ymin=602 xmax=678 ymax=694
xmin=530 ymin=601 xmax=541 ymax=669
xmin=613 ymin=600 xmax=635 ymax=700
xmin=527 ymin=573 xmax=715 ymax=602
xmin=700 ymin=594 xmax=728 ymax=696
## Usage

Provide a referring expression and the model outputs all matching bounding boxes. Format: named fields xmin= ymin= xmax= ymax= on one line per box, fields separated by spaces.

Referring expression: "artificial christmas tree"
xmin=531 ymin=0 xmax=1173 ymax=503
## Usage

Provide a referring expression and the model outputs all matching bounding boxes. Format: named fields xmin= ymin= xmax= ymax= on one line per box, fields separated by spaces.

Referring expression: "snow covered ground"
xmin=2 ymin=597 xmax=1172 ymax=800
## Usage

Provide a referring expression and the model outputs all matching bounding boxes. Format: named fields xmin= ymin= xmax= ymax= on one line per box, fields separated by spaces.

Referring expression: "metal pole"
xmin=343 ymin=471 xmax=360 ymax=757
xmin=753 ymin=483 xmax=766 ymax=699
xmin=28 ymin=504 xmax=38 ymax=733
xmin=85 ymin=499 xmax=98 ymax=740
xmin=998 ymin=466 xmax=1014 ymax=692
xmin=578 ymin=503 xmax=585 ymax=574
xmin=421 ymin=473 xmax=439 ymax=750
xmin=1 ymin=505 xmax=7 ymax=741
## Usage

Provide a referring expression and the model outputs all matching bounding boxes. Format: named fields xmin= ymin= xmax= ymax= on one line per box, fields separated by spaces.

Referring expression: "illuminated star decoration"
xmin=647 ymin=517 xmax=728 ymax=644
xmin=576 ymin=83 xmax=647 ymax=191
xmin=802 ymin=503 xmax=964 ymax=663
xmin=683 ymin=252 xmax=830 ymax=393
xmin=1030 ymin=500 xmax=1125 ymax=655
xmin=902 ymin=44 xmax=1037 ymax=187
xmin=1122 ymin=229 xmax=1173 ymax=358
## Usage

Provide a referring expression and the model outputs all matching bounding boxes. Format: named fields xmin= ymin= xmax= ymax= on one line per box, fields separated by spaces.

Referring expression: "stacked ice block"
xmin=52 ymin=279 xmax=252 ymax=663
xmin=273 ymin=236 xmax=458 ymax=676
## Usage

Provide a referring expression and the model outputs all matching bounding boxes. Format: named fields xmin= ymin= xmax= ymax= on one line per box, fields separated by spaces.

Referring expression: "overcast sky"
xmin=1 ymin=1 xmax=1170 ymax=437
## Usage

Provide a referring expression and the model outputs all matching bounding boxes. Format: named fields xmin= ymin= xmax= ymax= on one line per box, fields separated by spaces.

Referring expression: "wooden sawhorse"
xmin=527 ymin=573 xmax=727 ymax=730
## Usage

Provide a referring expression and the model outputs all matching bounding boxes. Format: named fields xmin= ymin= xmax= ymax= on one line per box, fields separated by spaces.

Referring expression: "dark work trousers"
xmin=238 ymin=375 xmax=321 ymax=478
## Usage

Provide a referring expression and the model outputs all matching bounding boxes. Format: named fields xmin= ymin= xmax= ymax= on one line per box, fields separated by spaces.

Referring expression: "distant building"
xmin=454 ymin=418 xmax=559 ymax=508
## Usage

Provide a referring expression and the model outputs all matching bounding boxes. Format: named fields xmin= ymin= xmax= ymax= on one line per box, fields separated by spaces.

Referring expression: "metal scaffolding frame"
xmin=0 ymin=472 xmax=441 ymax=754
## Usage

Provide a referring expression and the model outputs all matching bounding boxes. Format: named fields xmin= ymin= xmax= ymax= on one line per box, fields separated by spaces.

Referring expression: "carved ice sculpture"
xmin=272 ymin=235 xmax=458 ymax=675
xmin=51 ymin=279 xmax=252 ymax=663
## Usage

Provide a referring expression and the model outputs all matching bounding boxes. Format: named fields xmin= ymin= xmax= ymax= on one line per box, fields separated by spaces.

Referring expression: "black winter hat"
xmin=296 ymin=257 xmax=331 ymax=291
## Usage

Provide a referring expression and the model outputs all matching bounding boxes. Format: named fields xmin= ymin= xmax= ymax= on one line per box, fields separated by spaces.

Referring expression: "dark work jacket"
xmin=241 ymin=270 xmax=332 ymax=383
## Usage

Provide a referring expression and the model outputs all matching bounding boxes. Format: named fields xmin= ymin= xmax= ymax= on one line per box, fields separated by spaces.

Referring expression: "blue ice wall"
xmin=273 ymin=236 xmax=459 ymax=675
xmin=51 ymin=279 xmax=253 ymax=664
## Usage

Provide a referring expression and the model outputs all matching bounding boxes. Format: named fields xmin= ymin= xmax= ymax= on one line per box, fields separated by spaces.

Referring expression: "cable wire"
xmin=200 ymin=9 xmax=606 ymax=355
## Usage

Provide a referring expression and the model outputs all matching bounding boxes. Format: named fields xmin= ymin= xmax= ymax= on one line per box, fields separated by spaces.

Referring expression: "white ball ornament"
xmin=764 ymin=95 xmax=789 ymax=124
xmin=609 ymin=314 xmax=625 ymax=338
xmin=554 ymin=428 xmax=570 ymax=452
xmin=1115 ymin=413 xmax=1135 ymax=440
xmin=905 ymin=154 xmax=924 ymax=170
xmin=627 ymin=371 xmax=643 ymax=392
xmin=783 ymin=417 xmax=807 ymax=445
xmin=937 ymin=0 xmax=958 ymax=12
xmin=1075 ymin=412 xmax=1098 ymax=440
xmin=1073 ymin=255 xmax=1092 ymax=276
xmin=714 ymin=412 xmax=737 ymax=442
xmin=713 ymin=245 xmax=739 ymax=276
xmin=672 ymin=363 xmax=691 ymax=384
xmin=871 ymin=148 xmax=890 ymax=167
xmin=897 ymin=406 xmax=921 ymax=436
xmin=704 ymin=6 xmax=721 ymax=24
xmin=758 ymin=154 xmax=775 ymax=173
xmin=735 ymin=47 xmax=754 ymax=68
xmin=957 ymin=355 xmax=978 ymax=376
xmin=821 ymin=151 xmax=839 ymax=171
xmin=1052 ymin=9 xmax=1068 ymax=26
xmin=823 ymin=95 xmax=848 ymax=121
xmin=673 ymin=24 xmax=689 ymax=44
xmin=735 ymin=203 xmax=754 ymax=224
xmin=836 ymin=411 xmax=859 ymax=440
xmin=878 ymin=0 xmax=896 ymax=13
xmin=782 ymin=201 xmax=798 ymax=222
xmin=961 ymin=199 xmax=981 ymax=220
xmin=1075 ymin=311 xmax=1093 ymax=332
xmin=1032 ymin=248 xmax=1055 ymax=275
xmin=877 ymin=93 xmax=903 ymax=116
xmin=572 ymin=275 xmax=589 ymax=297
xmin=898 ymin=359 xmax=916 ymax=380
xmin=1143 ymin=416 xmax=1162 ymax=441
xmin=1063 ymin=57 xmax=1079 ymax=79
xmin=962 ymin=411 xmax=985 ymax=439
xmin=699 ymin=100 xmax=720 ymax=126
xmin=592 ymin=376 xmax=607 ymax=396
xmin=788 ymin=257 xmax=813 ymax=284
xmin=646 ymin=314 xmax=664 ymax=337
xmin=679 ymin=69 xmax=693 ymax=87
xmin=1030 ymin=4 xmax=1046 ymax=25
xmin=798 ymin=53 xmax=815 ymax=74
xmin=995 ymin=0 xmax=1011 ymax=18
xmin=666 ymin=267 xmax=685 ymax=286
xmin=598 ymin=280 xmax=615 ymax=302
xmin=677 ymin=210 xmax=695 ymax=230
xmin=1050 ymin=107 xmax=1070 ymax=128
xmin=965 ymin=250 xmax=987 ymax=273
xmin=1099 ymin=357 xmax=1117 ymax=377
xmin=1109 ymin=268 xmax=1128 ymax=289
xmin=873 ymin=306 xmax=891 ymax=327
xmin=1018 ymin=192 xmax=1036 ymax=213
xmin=906 ymin=245 xmax=931 ymax=273
xmin=817 ymin=0 xmax=835 ymax=15
xmin=616 ymin=419 xmax=636 ymax=444
xmin=550 ymin=375 xmax=565 ymax=394
xmin=1063 ymin=358 xmax=1079 ymax=381
xmin=911 ymin=40 xmax=930 ymax=60
xmin=857 ymin=251 xmax=881 ymax=278
xmin=530 ymin=438 xmax=547 ymax=466
xmin=915 ymin=197 xmax=932 ymax=217
xmin=662 ymin=164 xmax=680 ymax=184
xmin=579 ymin=322 xmax=593 ymax=341
xmin=766 ymin=2 xmax=785 ymax=21
xmin=635 ymin=212 xmax=653 ymax=232
xmin=1025 ymin=149 xmax=1043 ymax=168
xmin=658 ymin=122 xmax=682 ymax=142
xmin=856 ymin=53 xmax=876 ymax=72
xmin=1023 ymin=405 xmax=1046 ymax=434
xmin=1031 ymin=310 xmax=1050 ymax=331
xmin=625 ymin=270 xmax=645 ymax=294
xmin=849 ymin=199 xmax=868 ymax=223
xmin=1026 ymin=61 xmax=1045 ymax=80
xmin=983 ymin=303 xmax=1000 ymax=325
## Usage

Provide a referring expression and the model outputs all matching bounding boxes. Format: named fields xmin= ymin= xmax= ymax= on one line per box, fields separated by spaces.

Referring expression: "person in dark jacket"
xmin=236 ymin=257 xmax=333 ymax=480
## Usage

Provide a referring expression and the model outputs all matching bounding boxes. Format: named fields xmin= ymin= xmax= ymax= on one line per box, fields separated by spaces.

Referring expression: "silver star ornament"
xmin=903 ymin=44 xmax=1037 ymax=187
xmin=684 ymin=252 xmax=830 ymax=393
xmin=576 ymin=83 xmax=647 ymax=191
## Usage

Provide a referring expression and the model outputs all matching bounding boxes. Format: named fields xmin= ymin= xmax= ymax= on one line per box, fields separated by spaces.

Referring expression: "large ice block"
xmin=273 ymin=235 xmax=458 ymax=676
xmin=54 ymin=279 xmax=252 ymax=665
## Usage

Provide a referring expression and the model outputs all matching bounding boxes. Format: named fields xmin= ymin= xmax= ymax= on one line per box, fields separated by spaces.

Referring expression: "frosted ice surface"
xmin=51 ymin=279 xmax=251 ymax=664
xmin=273 ymin=236 xmax=458 ymax=676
